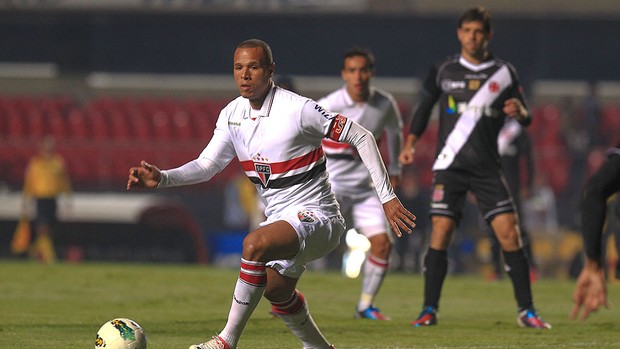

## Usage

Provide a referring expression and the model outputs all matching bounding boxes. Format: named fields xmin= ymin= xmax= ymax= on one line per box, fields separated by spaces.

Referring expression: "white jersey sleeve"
xmin=158 ymin=107 xmax=237 ymax=188
xmin=326 ymin=113 xmax=396 ymax=204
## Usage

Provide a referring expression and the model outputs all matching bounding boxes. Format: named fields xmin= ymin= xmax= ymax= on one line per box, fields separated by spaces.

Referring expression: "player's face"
xmin=457 ymin=20 xmax=492 ymax=63
xmin=342 ymin=55 xmax=373 ymax=102
xmin=234 ymin=47 xmax=274 ymax=108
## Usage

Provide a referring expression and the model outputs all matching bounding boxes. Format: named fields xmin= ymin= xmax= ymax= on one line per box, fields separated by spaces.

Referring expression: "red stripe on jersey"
xmin=327 ymin=114 xmax=348 ymax=141
xmin=239 ymin=147 xmax=324 ymax=174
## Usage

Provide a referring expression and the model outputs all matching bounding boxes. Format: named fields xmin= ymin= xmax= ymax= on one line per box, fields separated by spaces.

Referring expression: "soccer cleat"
xmin=189 ymin=336 xmax=234 ymax=349
xmin=356 ymin=305 xmax=391 ymax=320
xmin=517 ymin=308 xmax=551 ymax=329
xmin=410 ymin=306 xmax=437 ymax=327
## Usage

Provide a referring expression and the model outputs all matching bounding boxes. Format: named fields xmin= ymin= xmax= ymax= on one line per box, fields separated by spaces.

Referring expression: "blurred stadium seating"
xmin=0 ymin=94 xmax=235 ymax=191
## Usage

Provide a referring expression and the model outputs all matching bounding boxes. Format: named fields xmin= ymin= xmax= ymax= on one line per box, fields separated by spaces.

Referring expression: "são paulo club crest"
xmin=254 ymin=163 xmax=272 ymax=188
xmin=297 ymin=210 xmax=316 ymax=223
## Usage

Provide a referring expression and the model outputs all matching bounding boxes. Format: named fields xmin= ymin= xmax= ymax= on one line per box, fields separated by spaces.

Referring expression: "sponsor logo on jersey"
xmin=314 ymin=104 xmax=337 ymax=119
xmin=464 ymin=73 xmax=488 ymax=80
xmin=454 ymin=102 xmax=499 ymax=118
xmin=228 ymin=121 xmax=241 ymax=126
xmin=441 ymin=79 xmax=466 ymax=92
xmin=297 ymin=210 xmax=316 ymax=223
xmin=468 ymin=79 xmax=481 ymax=90
xmin=446 ymin=95 xmax=457 ymax=114
xmin=432 ymin=185 xmax=444 ymax=202
xmin=254 ymin=163 xmax=272 ymax=188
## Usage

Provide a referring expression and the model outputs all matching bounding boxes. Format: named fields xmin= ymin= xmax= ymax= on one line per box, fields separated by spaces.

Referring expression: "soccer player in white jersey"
xmin=317 ymin=47 xmax=403 ymax=320
xmin=127 ymin=39 xmax=416 ymax=349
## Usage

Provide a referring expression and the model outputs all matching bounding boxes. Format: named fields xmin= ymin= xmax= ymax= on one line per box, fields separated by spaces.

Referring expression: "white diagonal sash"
xmin=433 ymin=65 xmax=512 ymax=170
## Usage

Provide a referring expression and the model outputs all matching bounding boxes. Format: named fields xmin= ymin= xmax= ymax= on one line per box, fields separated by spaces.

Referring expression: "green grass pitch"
xmin=1 ymin=261 xmax=619 ymax=348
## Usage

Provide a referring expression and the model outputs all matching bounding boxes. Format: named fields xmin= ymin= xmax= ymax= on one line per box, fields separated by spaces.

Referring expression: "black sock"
xmin=423 ymin=248 xmax=448 ymax=309
xmin=503 ymin=249 xmax=533 ymax=311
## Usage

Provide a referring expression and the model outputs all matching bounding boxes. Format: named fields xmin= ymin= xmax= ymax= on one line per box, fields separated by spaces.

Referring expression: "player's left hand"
xmin=503 ymin=98 xmax=528 ymax=120
xmin=382 ymin=197 xmax=416 ymax=238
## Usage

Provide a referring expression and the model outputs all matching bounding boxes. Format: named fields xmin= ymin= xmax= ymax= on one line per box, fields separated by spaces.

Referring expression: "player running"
xmin=317 ymin=47 xmax=403 ymax=320
xmin=128 ymin=39 xmax=415 ymax=349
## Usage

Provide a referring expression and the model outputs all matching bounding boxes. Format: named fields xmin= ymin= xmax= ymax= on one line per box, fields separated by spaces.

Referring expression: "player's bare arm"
xmin=399 ymin=133 xmax=418 ymax=165
xmin=127 ymin=160 xmax=161 ymax=190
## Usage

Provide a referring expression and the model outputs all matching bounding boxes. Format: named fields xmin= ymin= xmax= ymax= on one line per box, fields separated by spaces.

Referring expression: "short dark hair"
xmin=458 ymin=7 xmax=492 ymax=33
xmin=237 ymin=39 xmax=274 ymax=66
xmin=343 ymin=47 xmax=375 ymax=71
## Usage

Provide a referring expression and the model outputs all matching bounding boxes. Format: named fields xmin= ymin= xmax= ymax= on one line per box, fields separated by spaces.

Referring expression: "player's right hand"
xmin=127 ymin=160 xmax=161 ymax=190
xmin=399 ymin=146 xmax=415 ymax=165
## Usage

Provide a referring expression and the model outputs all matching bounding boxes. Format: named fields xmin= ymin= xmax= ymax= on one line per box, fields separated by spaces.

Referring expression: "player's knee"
xmin=370 ymin=235 xmax=392 ymax=257
xmin=242 ymin=233 xmax=266 ymax=261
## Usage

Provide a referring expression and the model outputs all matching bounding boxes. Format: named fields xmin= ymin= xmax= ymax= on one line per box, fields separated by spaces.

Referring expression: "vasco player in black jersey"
xmin=399 ymin=7 xmax=551 ymax=329
xmin=570 ymin=144 xmax=620 ymax=321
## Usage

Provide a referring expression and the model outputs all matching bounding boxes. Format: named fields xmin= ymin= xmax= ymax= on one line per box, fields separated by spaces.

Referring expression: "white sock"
xmin=219 ymin=259 xmax=266 ymax=347
xmin=357 ymin=255 xmax=388 ymax=311
xmin=271 ymin=290 xmax=330 ymax=349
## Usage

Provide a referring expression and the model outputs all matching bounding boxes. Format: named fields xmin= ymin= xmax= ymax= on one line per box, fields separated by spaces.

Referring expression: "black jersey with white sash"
xmin=410 ymin=54 xmax=529 ymax=173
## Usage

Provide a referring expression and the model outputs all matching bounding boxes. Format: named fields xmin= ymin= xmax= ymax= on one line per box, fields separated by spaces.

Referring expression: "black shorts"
xmin=430 ymin=168 xmax=514 ymax=223
xmin=36 ymin=198 xmax=57 ymax=226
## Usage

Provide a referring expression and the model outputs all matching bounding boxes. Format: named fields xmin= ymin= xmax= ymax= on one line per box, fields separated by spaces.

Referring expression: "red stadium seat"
xmin=26 ymin=109 xmax=46 ymax=139
xmin=600 ymin=104 xmax=620 ymax=147
xmin=67 ymin=109 xmax=89 ymax=139
xmin=172 ymin=110 xmax=193 ymax=139
xmin=152 ymin=110 xmax=172 ymax=140
xmin=5 ymin=109 xmax=26 ymax=139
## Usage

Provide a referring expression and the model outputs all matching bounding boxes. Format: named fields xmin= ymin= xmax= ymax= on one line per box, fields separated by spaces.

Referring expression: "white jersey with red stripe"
xmin=317 ymin=86 xmax=402 ymax=195
xmin=158 ymin=85 xmax=396 ymax=219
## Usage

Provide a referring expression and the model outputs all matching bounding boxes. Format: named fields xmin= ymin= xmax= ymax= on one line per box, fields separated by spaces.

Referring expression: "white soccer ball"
xmin=95 ymin=318 xmax=147 ymax=349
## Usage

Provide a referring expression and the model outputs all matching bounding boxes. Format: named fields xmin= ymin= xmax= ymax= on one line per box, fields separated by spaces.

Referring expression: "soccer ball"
xmin=95 ymin=318 xmax=147 ymax=349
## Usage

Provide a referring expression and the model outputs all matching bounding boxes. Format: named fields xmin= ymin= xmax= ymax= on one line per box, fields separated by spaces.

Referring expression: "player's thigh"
xmin=266 ymin=209 xmax=346 ymax=278
xmin=244 ymin=220 xmax=300 ymax=261
xmin=471 ymin=170 xmax=514 ymax=221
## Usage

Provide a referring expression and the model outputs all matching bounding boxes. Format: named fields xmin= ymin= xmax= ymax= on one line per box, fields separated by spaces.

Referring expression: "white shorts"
xmin=264 ymin=208 xmax=345 ymax=278
xmin=336 ymin=190 xmax=390 ymax=239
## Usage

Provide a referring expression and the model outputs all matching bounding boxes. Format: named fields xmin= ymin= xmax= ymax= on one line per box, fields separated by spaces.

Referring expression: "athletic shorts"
xmin=430 ymin=168 xmax=514 ymax=224
xmin=36 ymin=198 xmax=58 ymax=225
xmin=336 ymin=190 xmax=390 ymax=240
xmin=265 ymin=208 xmax=346 ymax=278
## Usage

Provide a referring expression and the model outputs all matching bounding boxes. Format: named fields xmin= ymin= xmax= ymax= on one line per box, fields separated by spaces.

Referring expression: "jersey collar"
xmin=249 ymin=84 xmax=276 ymax=119
xmin=342 ymin=85 xmax=374 ymax=106
xmin=458 ymin=55 xmax=496 ymax=72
